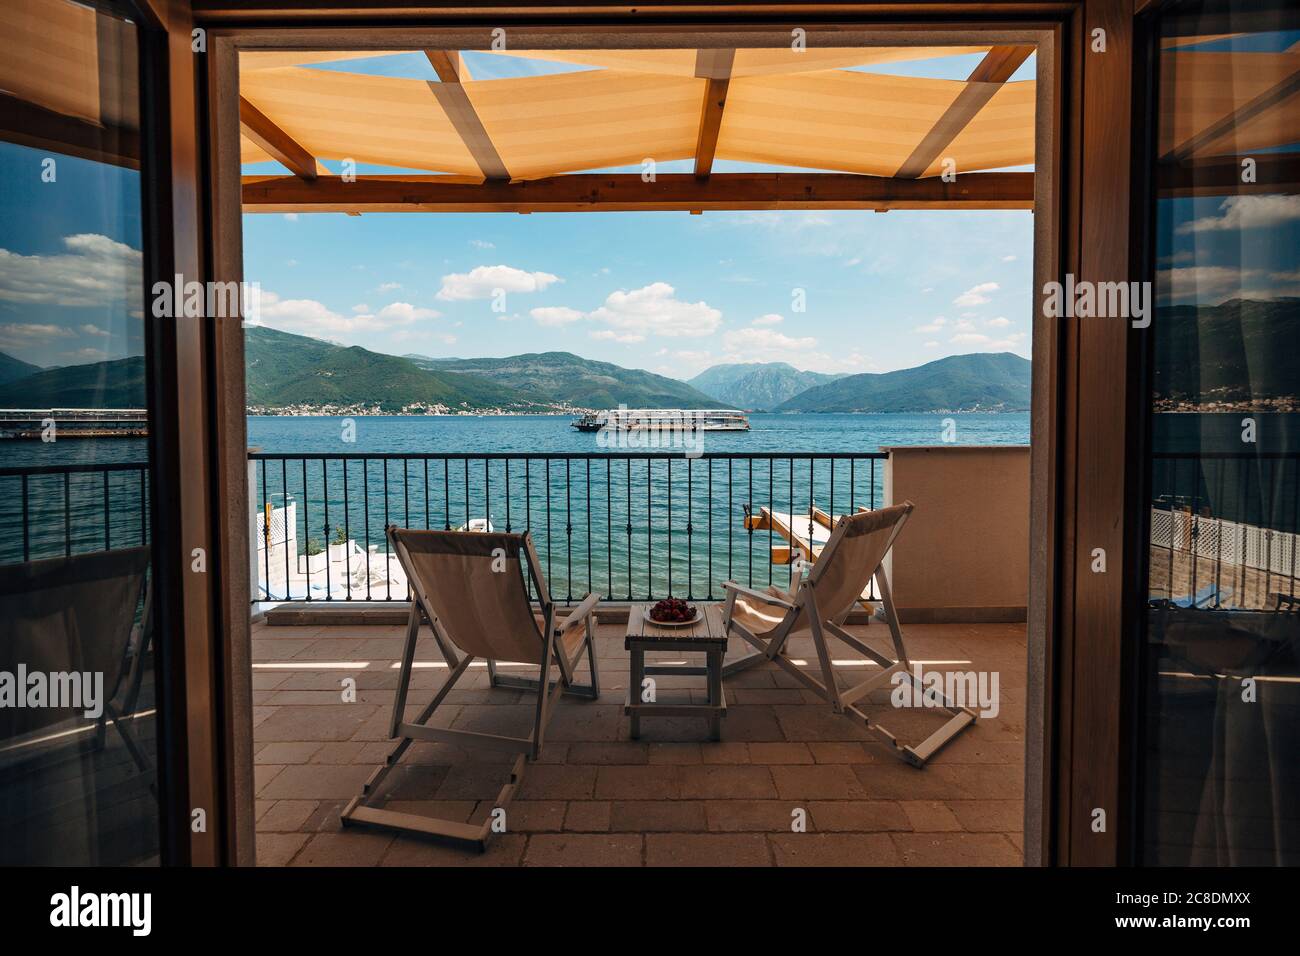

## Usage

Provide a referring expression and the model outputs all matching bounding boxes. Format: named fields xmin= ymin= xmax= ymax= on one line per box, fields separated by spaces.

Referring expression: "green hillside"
xmin=774 ymin=352 xmax=1031 ymax=412
xmin=1154 ymin=298 xmax=1300 ymax=402
xmin=411 ymin=351 xmax=727 ymax=409
xmin=0 ymin=351 xmax=42 ymax=387
xmin=0 ymin=356 xmax=145 ymax=407
xmin=245 ymin=326 xmax=539 ymax=411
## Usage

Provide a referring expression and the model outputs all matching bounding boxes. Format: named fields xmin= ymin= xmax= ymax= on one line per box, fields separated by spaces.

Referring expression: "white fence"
xmin=1152 ymin=507 xmax=1300 ymax=579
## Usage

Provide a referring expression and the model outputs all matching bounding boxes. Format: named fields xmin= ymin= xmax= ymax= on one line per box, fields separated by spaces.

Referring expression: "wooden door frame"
xmin=194 ymin=0 xmax=1143 ymax=867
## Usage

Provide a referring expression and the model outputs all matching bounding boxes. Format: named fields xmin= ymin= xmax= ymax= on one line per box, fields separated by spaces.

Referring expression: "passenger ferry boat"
xmin=571 ymin=408 xmax=750 ymax=432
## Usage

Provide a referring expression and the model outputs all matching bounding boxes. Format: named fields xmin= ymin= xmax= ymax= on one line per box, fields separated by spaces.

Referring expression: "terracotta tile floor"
xmin=252 ymin=616 xmax=1027 ymax=866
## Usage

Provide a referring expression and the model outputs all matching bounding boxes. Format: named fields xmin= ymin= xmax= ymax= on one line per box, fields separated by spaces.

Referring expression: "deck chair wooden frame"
xmin=342 ymin=526 xmax=600 ymax=850
xmin=721 ymin=502 xmax=976 ymax=767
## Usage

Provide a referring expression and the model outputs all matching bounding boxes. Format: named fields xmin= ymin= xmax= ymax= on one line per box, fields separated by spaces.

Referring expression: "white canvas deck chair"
xmin=342 ymin=526 xmax=600 ymax=849
xmin=721 ymin=502 xmax=976 ymax=767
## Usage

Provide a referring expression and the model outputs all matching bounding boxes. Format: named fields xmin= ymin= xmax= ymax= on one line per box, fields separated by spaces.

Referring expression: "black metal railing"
xmin=248 ymin=451 xmax=887 ymax=604
xmin=1150 ymin=451 xmax=1300 ymax=611
xmin=0 ymin=461 xmax=150 ymax=565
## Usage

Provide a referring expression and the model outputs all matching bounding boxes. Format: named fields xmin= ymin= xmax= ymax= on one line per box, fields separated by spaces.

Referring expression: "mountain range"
xmin=772 ymin=351 xmax=1032 ymax=412
xmin=0 ymin=325 xmax=1034 ymax=414
xmin=687 ymin=362 xmax=846 ymax=411
xmin=1153 ymin=298 xmax=1300 ymax=402
xmin=406 ymin=350 xmax=719 ymax=409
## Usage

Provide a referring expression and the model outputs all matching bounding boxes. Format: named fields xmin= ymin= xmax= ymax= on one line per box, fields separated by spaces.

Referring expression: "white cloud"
xmin=1001 ymin=254 xmax=1017 ymax=262
xmin=751 ymin=313 xmax=783 ymax=326
xmin=723 ymin=326 xmax=817 ymax=353
xmin=0 ymin=233 xmax=142 ymax=307
xmin=530 ymin=306 xmax=584 ymax=327
xmin=589 ymin=329 xmax=645 ymax=345
xmin=588 ymin=282 xmax=720 ymax=338
xmin=437 ymin=264 xmax=559 ymax=301
xmin=283 ymin=213 xmax=298 ymax=222
xmin=0 ymin=322 xmax=75 ymax=351
xmin=950 ymin=332 xmax=990 ymax=345
xmin=469 ymin=239 xmax=495 ymax=249
xmin=913 ymin=317 xmax=946 ymax=334
xmin=1179 ymin=194 xmax=1300 ymax=234
xmin=79 ymin=324 xmax=111 ymax=336
xmin=924 ymin=340 xmax=940 ymax=348
xmin=376 ymin=282 xmax=402 ymax=293
xmin=953 ymin=281 xmax=999 ymax=307
xmin=61 ymin=347 xmax=108 ymax=361
xmin=363 ymin=302 xmax=440 ymax=323
xmin=987 ymin=316 xmax=1012 ymax=328
xmin=258 ymin=294 xmax=438 ymax=338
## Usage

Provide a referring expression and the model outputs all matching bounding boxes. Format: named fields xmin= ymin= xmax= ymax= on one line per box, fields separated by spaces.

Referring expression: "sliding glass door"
xmin=0 ymin=0 xmax=160 ymax=865
xmin=1140 ymin=0 xmax=1299 ymax=865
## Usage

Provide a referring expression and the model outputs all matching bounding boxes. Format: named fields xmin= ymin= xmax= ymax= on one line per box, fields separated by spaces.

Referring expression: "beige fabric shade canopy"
xmin=238 ymin=46 xmax=1038 ymax=183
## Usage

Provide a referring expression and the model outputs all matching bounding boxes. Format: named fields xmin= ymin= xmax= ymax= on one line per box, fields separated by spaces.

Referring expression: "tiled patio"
xmin=251 ymin=615 xmax=1026 ymax=866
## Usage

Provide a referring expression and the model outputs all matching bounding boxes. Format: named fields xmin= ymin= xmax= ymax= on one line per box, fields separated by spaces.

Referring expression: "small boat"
xmin=457 ymin=517 xmax=495 ymax=533
xmin=572 ymin=409 xmax=750 ymax=432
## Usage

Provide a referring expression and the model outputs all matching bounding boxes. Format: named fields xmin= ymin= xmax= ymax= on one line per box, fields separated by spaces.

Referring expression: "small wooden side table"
xmin=624 ymin=603 xmax=728 ymax=740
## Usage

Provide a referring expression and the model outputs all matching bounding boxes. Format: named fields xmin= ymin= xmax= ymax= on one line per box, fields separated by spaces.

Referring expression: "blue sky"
xmin=242 ymin=205 xmax=1034 ymax=378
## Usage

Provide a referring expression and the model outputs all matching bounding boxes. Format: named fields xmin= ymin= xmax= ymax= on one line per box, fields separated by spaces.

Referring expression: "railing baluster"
xmin=626 ymin=458 xmax=633 ymax=600
xmin=103 ymin=471 xmax=111 ymax=550
xmin=21 ymin=474 xmax=29 ymax=561
xmin=667 ymin=457 xmax=673 ymax=596
xmin=323 ymin=460 xmax=331 ymax=601
xmin=646 ymin=459 xmax=652 ymax=600
xmin=707 ymin=459 xmax=713 ymax=600
xmin=768 ymin=457 xmax=774 ymax=587
xmin=383 ymin=457 xmax=391 ymax=601
xmin=303 ymin=458 xmax=311 ymax=601
xmin=283 ymin=458 xmax=291 ymax=599
xmin=363 ymin=458 xmax=372 ymax=600
xmin=686 ymin=458 xmax=694 ymax=600
xmin=262 ymin=460 xmax=271 ymax=600
xmin=566 ymin=457 xmax=573 ymax=602
xmin=343 ymin=458 xmax=352 ymax=600
xmin=585 ymin=458 xmax=592 ymax=599
xmin=64 ymin=471 xmax=71 ymax=557
xmin=606 ymin=459 xmax=612 ymax=599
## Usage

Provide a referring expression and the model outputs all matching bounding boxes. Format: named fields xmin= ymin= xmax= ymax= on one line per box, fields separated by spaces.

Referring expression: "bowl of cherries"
xmin=645 ymin=597 xmax=702 ymax=628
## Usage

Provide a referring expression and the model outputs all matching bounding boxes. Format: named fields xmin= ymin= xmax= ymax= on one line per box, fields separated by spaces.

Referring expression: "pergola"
xmin=235 ymin=45 xmax=1040 ymax=214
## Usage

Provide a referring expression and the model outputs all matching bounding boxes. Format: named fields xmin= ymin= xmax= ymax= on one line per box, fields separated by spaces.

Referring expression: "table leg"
xmin=629 ymin=647 xmax=644 ymax=740
xmin=707 ymin=650 xmax=722 ymax=741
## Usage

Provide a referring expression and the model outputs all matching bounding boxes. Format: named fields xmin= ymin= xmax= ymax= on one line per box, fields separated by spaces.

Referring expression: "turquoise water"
xmin=243 ymin=412 xmax=1031 ymax=600
xmin=4 ymin=412 xmax=1034 ymax=594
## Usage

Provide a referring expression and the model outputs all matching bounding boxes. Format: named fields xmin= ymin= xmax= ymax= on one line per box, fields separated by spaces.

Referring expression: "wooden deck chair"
xmin=342 ymin=526 xmax=600 ymax=850
xmin=721 ymin=503 xmax=976 ymax=767
xmin=0 ymin=547 xmax=151 ymax=771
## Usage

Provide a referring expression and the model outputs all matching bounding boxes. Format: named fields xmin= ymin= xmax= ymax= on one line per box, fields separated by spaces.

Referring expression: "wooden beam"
xmin=1167 ymin=67 xmax=1300 ymax=162
xmin=1158 ymin=154 xmax=1300 ymax=197
xmin=424 ymin=50 xmax=509 ymax=181
xmin=238 ymin=95 xmax=316 ymax=181
xmin=894 ymin=45 xmax=1033 ymax=179
xmin=0 ymin=90 xmax=139 ymax=169
xmin=241 ymin=171 xmax=1034 ymax=214
xmin=693 ymin=49 xmax=734 ymax=178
